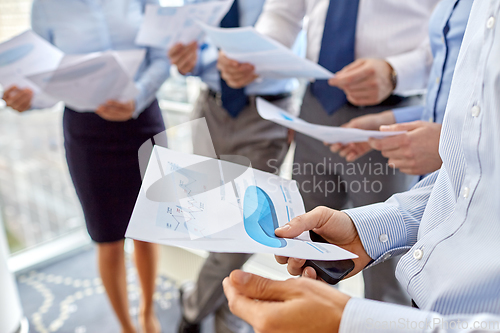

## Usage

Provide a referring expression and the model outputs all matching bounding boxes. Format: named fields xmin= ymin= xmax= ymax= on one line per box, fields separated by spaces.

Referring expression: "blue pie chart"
xmin=243 ymin=186 xmax=287 ymax=248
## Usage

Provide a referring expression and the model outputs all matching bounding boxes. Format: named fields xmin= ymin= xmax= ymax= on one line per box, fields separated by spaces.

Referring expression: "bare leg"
xmin=134 ymin=240 xmax=160 ymax=333
xmin=98 ymin=240 xmax=136 ymax=333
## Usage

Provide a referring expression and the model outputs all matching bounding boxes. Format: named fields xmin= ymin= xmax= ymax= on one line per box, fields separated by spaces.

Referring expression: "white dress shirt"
xmin=255 ymin=0 xmax=439 ymax=95
xmin=338 ymin=1 xmax=500 ymax=331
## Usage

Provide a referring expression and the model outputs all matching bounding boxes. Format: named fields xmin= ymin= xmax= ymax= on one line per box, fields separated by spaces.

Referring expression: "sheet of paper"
xmin=136 ymin=1 xmax=234 ymax=49
xmin=126 ymin=146 xmax=357 ymax=261
xmin=0 ymin=30 xmax=63 ymax=96
xmin=198 ymin=23 xmax=333 ymax=79
xmin=27 ymin=51 xmax=143 ymax=112
xmin=257 ymin=98 xmax=405 ymax=144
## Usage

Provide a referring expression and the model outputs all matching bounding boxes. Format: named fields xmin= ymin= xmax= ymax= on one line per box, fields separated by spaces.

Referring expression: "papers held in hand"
xmin=256 ymin=98 xmax=405 ymax=144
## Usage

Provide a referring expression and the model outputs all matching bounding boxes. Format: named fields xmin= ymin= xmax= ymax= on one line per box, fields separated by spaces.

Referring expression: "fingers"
xmin=380 ymin=121 xmax=423 ymax=132
xmin=302 ymin=266 xmax=318 ymax=280
xmin=275 ymin=206 xmax=334 ymax=239
xmin=4 ymin=87 xmax=33 ymax=112
xmin=286 ymin=258 xmax=307 ymax=276
xmin=169 ymin=42 xmax=198 ymax=74
xmin=369 ymin=134 xmax=407 ymax=151
xmin=223 ymin=276 xmax=282 ymax=329
xmin=229 ymin=270 xmax=296 ymax=301
xmin=217 ymin=52 xmax=257 ymax=88
xmin=275 ymin=255 xmax=289 ymax=265
xmin=330 ymin=63 xmax=372 ymax=88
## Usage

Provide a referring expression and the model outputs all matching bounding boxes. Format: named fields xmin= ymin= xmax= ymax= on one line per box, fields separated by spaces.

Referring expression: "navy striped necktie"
xmin=219 ymin=0 xmax=248 ymax=118
xmin=311 ymin=0 xmax=359 ymax=115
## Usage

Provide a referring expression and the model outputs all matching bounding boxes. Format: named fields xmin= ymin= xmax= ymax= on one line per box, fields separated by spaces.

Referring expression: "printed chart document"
xmin=257 ymin=98 xmax=405 ymax=144
xmin=0 ymin=30 xmax=63 ymax=105
xmin=199 ymin=23 xmax=334 ymax=80
xmin=136 ymin=1 xmax=234 ymax=49
xmin=126 ymin=146 xmax=356 ymax=261
xmin=27 ymin=50 xmax=145 ymax=112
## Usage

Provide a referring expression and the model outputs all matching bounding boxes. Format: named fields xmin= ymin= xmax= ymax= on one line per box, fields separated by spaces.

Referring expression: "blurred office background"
xmin=0 ymin=1 xmax=363 ymax=332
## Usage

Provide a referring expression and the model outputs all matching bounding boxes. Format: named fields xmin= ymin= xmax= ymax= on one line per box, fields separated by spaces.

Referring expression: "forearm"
xmin=133 ymin=50 xmax=170 ymax=117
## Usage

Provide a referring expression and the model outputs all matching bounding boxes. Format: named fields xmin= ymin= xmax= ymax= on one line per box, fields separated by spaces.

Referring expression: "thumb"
xmin=380 ymin=121 xmax=422 ymax=132
xmin=229 ymin=270 xmax=294 ymax=301
xmin=275 ymin=206 xmax=332 ymax=238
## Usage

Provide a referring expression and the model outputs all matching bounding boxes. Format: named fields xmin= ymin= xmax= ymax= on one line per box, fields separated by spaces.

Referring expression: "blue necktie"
xmin=311 ymin=0 xmax=359 ymax=115
xmin=219 ymin=0 xmax=247 ymax=118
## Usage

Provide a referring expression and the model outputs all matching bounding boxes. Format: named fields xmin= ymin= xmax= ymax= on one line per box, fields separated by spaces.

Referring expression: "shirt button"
xmin=463 ymin=187 xmax=470 ymax=198
xmin=471 ymin=105 xmax=481 ymax=117
xmin=379 ymin=234 xmax=389 ymax=243
xmin=487 ymin=16 xmax=496 ymax=29
xmin=436 ymin=76 xmax=441 ymax=84
xmin=413 ymin=249 xmax=423 ymax=260
xmin=441 ymin=36 xmax=445 ymax=44
xmin=428 ymin=117 xmax=434 ymax=123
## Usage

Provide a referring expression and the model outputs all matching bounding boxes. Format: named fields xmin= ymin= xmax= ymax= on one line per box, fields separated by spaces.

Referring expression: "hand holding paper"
xmin=126 ymin=146 xmax=356 ymax=261
xmin=200 ymin=23 xmax=334 ymax=80
xmin=0 ymin=30 xmax=63 ymax=109
xmin=256 ymin=98 xmax=405 ymax=144
xmin=27 ymin=50 xmax=145 ymax=112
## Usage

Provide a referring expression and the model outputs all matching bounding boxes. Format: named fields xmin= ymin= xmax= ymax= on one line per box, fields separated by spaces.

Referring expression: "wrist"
xmin=386 ymin=61 xmax=398 ymax=92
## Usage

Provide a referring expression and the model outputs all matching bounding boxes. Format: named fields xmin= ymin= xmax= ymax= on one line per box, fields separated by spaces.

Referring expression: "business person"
xmin=218 ymin=0 xmax=439 ymax=306
xmin=223 ymin=3 xmax=500 ymax=331
xmin=329 ymin=0 xmax=473 ymax=179
xmin=3 ymin=1 xmax=170 ymax=332
xmin=167 ymin=1 xmax=302 ymax=332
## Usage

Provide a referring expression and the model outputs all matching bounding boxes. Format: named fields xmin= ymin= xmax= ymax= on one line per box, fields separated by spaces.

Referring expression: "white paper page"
xmin=0 ymin=30 xmax=63 ymax=93
xmin=27 ymin=52 xmax=135 ymax=112
xmin=136 ymin=1 xmax=234 ymax=49
xmin=226 ymin=49 xmax=333 ymax=80
xmin=112 ymin=49 xmax=146 ymax=79
xmin=198 ymin=23 xmax=334 ymax=79
xmin=126 ymin=146 xmax=357 ymax=261
xmin=257 ymin=98 xmax=405 ymax=144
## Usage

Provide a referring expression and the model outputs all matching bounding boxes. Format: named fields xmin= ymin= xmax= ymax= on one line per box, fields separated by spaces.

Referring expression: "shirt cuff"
xmin=392 ymin=106 xmax=424 ymax=124
xmin=343 ymin=203 xmax=414 ymax=265
xmin=339 ymin=298 xmax=433 ymax=333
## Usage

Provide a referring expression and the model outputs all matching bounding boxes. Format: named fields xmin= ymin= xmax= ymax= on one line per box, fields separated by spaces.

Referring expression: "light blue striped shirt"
xmin=31 ymin=0 xmax=170 ymax=116
xmin=340 ymin=1 xmax=500 ymax=332
xmin=392 ymin=0 xmax=473 ymax=125
xmin=185 ymin=0 xmax=301 ymax=95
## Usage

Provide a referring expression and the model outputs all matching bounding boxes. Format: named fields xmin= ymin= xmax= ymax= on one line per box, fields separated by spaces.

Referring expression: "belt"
xmin=207 ymin=89 xmax=291 ymax=105
xmin=346 ymin=94 xmax=408 ymax=108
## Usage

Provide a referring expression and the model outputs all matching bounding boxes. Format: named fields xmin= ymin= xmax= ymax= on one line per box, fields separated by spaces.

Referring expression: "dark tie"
xmin=311 ymin=0 xmax=359 ymax=115
xmin=219 ymin=0 xmax=247 ymax=118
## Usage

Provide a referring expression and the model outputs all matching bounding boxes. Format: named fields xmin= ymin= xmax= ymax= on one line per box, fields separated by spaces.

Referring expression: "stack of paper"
xmin=126 ymin=146 xmax=357 ymax=261
xmin=198 ymin=22 xmax=334 ymax=80
xmin=256 ymin=98 xmax=405 ymax=144
xmin=28 ymin=49 xmax=145 ymax=112
xmin=136 ymin=1 xmax=234 ymax=49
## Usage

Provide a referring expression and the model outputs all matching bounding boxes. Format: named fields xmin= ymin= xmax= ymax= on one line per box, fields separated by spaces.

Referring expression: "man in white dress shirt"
xmin=222 ymin=2 xmax=500 ymax=332
xmin=218 ymin=0 xmax=439 ymax=305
